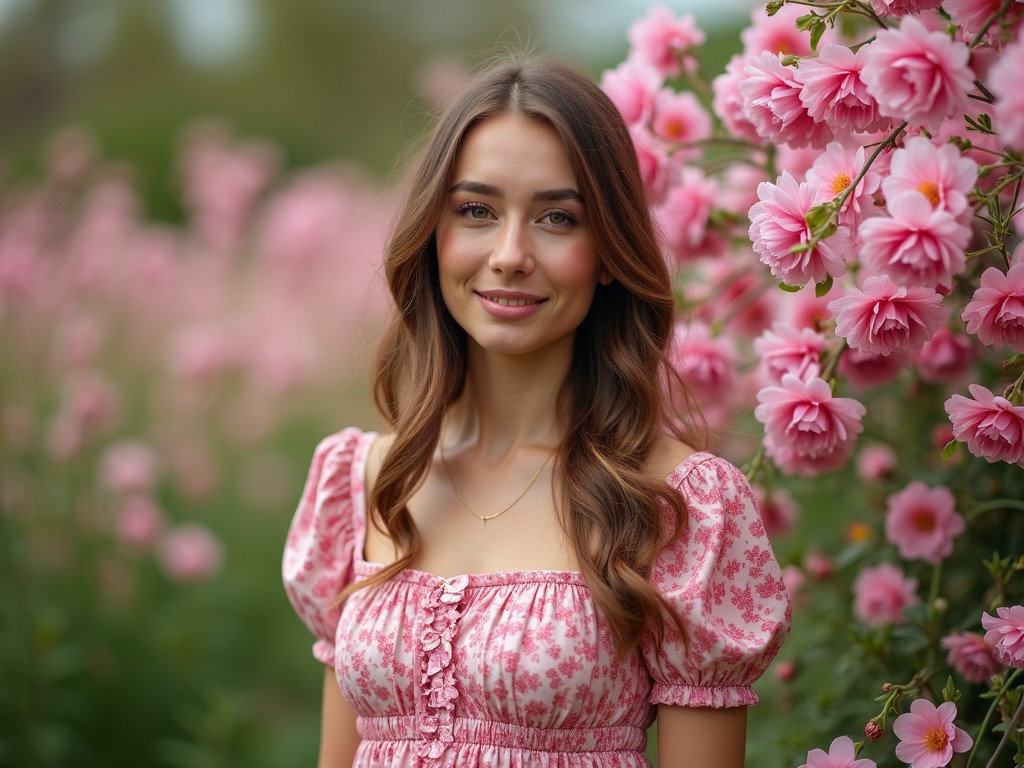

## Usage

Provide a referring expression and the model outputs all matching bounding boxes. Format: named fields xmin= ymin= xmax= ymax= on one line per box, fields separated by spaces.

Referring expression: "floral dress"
xmin=283 ymin=428 xmax=791 ymax=768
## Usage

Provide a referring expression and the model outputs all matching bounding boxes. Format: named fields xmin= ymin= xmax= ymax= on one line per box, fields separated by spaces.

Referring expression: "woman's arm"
xmin=656 ymin=704 xmax=748 ymax=768
xmin=318 ymin=667 xmax=360 ymax=768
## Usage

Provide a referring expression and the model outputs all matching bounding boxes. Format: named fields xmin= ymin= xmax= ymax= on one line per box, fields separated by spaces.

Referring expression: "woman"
xmin=283 ymin=57 xmax=790 ymax=768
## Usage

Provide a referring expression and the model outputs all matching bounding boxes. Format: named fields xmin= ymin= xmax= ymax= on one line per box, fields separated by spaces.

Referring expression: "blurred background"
xmin=0 ymin=2 xmax=763 ymax=766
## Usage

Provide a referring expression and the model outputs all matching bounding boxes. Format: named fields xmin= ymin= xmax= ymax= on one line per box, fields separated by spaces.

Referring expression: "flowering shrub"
xmin=606 ymin=2 xmax=1024 ymax=766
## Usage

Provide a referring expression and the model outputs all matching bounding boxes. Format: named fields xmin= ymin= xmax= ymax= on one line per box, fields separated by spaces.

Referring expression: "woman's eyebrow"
xmin=449 ymin=180 xmax=583 ymax=204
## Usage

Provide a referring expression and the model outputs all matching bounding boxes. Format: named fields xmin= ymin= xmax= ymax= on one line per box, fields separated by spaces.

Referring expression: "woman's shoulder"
xmin=647 ymin=433 xmax=701 ymax=481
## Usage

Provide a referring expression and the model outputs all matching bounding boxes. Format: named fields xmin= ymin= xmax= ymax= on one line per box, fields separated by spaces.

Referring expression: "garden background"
xmin=2 ymin=1 xmax=1022 ymax=766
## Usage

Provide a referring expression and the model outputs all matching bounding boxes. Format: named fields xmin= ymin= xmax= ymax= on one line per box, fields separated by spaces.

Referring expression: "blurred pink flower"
xmin=893 ymin=699 xmax=972 ymax=768
xmin=667 ymin=321 xmax=736 ymax=402
xmin=945 ymin=384 xmax=1024 ymax=465
xmin=882 ymin=137 xmax=977 ymax=218
xmin=712 ymin=54 xmax=762 ymax=143
xmin=741 ymin=3 xmax=828 ymax=58
xmin=859 ymin=192 xmax=970 ymax=291
xmin=782 ymin=565 xmax=807 ymax=600
xmin=601 ymin=60 xmax=661 ymax=127
xmin=945 ymin=0 xmax=1024 ymax=41
xmin=415 ymin=55 xmax=468 ymax=108
xmin=798 ymin=735 xmax=876 ymax=768
xmin=751 ymin=485 xmax=799 ymax=538
xmin=749 ymin=172 xmax=851 ymax=287
xmin=857 ymin=443 xmax=897 ymax=481
xmin=838 ymin=347 xmax=908 ymax=390
xmin=961 ymin=262 xmax=1024 ymax=351
xmin=797 ymin=45 xmax=889 ymax=134
xmin=773 ymin=659 xmax=798 ymax=683
xmin=630 ymin=126 xmax=676 ymax=205
xmin=99 ymin=440 xmax=161 ymax=494
xmin=805 ymin=143 xmax=881 ymax=229
xmin=914 ymin=327 xmax=975 ymax=384
xmin=884 ymin=481 xmax=964 ymax=564
xmin=861 ymin=16 xmax=974 ymax=131
xmin=941 ymin=631 xmax=1004 ymax=682
xmin=805 ymin=551 xmax=836 ymax=581
xmin=651 ymin=89 xmax=711 ymax=150
xmin=655 ymin=168 xmax=719 ymax=262
xmin=740 ymin=53 xmax=833 ymax=149
xmin=157 ymin=523 xmax=225 ymax=583
xmin=765 ymin=435 xmax=851 ymax=476
xmin=692 ymin=259 xmax=777 ymax=338
xmin=167 ymin=324 xmax=240 ymax=382
xmin=116 ymin=495 xmax=165 ymax=551
xmin=853 ymin=562 xmax=919 ymax=626
xmin=753 ymin=323 xmax=827 ymax=384
xmin=990 ymin=30 xmax=1024 ymax=151
xmin=829 ymin=275 xmax=946 ymax=356
xmin=982 ymin=605 xmax=1024 ymax=668
xmin=755 ymin=373 xmax=866 ymax=463
xmin=870 ymin=0 xmax=942 ymax=16
xmin=46 ymin=126 xmax=98 ymax=184
xmin=627 ymin=6 xmax=704 ymax=78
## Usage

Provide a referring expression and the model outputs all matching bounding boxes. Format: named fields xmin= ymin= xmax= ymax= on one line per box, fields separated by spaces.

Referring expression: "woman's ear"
xmin=598 ymin=265 xmax=615 ymax=286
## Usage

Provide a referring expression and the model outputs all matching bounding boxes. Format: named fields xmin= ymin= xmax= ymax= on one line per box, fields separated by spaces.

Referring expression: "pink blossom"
xmin=865 ymin=721 xmax=884 ymax=741
xmin=882 ymin=137 xmax=978 ymax=218
xmin=651 ymin=89 xmax=711 ymax=151
xmin=157 ymin=523 xmax=225 ymax=583
xmin=798 ymin=735 xmax=877 ymax=768
xmin=992 ymin=36 xmax=1024 ymax=151
xmin=600 ymin=61 xmax=662 ymax=127
xmin=982 ymin=605 xmax=1024 ymax=668
xmin=893 ymin=699 xmax=973 ymax=768
xmin=858 ymin=192 xmax=970 ymax=291
xmin=870 ymin=0 xmax=942 ymax=16
xmin=751 ymin=485 xmax=799 ymax=538
xmin=944 ymin=384 xmax=1024 ymax=465
xmin=828 ymin=275 xmax=947 ymax=356
xmin=627 ymin=6 xmax=705 ymax=78
xmin=946 ymin=0 xmax=1024 ymax=44
xmin=782 ymin=565 xmax=807 ymax=599
xmin=99 ymin=439 xmax=161 ymax=494
xmin=853 ymin=562 xmax=919 ymax=626
xmin=861 ymin=16 xmax=974 ymax=131
xmin=941 ymin=631 xmax=1004 ymax=682
xmin=630 ymin=126 xmax=676 ymax=205
xmin=805 ymin=551 xmax=836 ymax=581
xmin=805 ymin=143 xmax=881 ymax=229
xmin=961 ymin=262 xmax=1024 ymax=350
xmin=667 ymin=321 xmax=736 ymax=402
xmin=857 ymin=443 xmax=897 ymax=481
xmin=655 ymin=168 xmax=719 ymax=262
xmin=884 ymin=481 xmax=964 ymax=564
xmin=753 ymin=323 xmax=827 ymax=383
xmin=765 ymin=435 xmax=851 ymax=476
xmin=755 ymin=373 xmax=866 ymax=463
xmin=712 ymin=54 xmax=762 ymax=144
xmin=740 ymin=52 xmax=833 ymax=149
xmin=741 ymin=3 xmax=829 ymax=58
xmin=838 ymin=347 xmax=908 ymax=389
xmin=914 ymin=327 xmax=975 ymax=384
xmin=797 ymin=45 xmax=889 ymax=134
xmin=116 ymin=495 xmax=165 ymax=551
xmin=773 ymin=659 xmax=798 ymax=683
xmin=749 ymin=172 xmax=851 ymax=287
xmin=692 ymin=259 xmax=777 ymax=337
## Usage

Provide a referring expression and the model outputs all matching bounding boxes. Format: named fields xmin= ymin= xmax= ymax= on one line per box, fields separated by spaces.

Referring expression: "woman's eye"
xmin=458 ymin=204 xmax=492 ymax=220
xmin=543 ymin=210 xmax=577 ymax=227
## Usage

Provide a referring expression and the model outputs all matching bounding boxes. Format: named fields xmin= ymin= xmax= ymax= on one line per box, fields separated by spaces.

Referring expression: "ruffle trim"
xmin=649 ymin=683 xmax=759 ymax=709
xmin=416 ymin=575 xmax=468 ymax=760
xmin=313 ymin=639 xmax=335 ymax=667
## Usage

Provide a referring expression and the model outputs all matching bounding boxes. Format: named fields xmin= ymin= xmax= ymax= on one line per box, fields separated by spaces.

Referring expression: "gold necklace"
xmin=438 ymin=445 xmax=552 ymax=524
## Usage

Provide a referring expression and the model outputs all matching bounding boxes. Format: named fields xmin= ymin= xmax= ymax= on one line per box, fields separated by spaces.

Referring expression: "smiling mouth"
xmin=477 ymin=292 xmax=545 ymax=307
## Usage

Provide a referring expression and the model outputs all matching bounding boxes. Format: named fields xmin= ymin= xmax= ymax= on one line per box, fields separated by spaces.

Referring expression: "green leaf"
xmin=765 ymin=0 xmax=785 ymax=16
xmin=778 ymin=282 xmax=803 ymax=293
xmin=815 ymin=275 xmax=834 ymax=298
xmin=941 ymin=676 xmax=961 ymax=703
xmin=805 ymin=203 xmax=832 ymax=230
xmin=940 ymin=439 xmax=961 ymax=460
xmin=795 ymin=12 xmax=818 ymax=31
xmin=809 ymin=18 xmax=826 ymax=51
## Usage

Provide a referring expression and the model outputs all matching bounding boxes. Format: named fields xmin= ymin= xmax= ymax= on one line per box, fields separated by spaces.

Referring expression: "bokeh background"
xmin=0 ymin=2 xmax=804 ymax=766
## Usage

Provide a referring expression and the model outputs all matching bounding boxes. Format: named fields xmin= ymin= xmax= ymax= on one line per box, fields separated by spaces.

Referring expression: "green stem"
xmin=966 ymin=669 xmax=1022 ymax=768
xmin=967 ymin=499 xmax=1024 ymax=522
xmin=984 ymin=686 xmax=1024 ymax=768
xmin=970 ymin=0 xmax=1017 ymax=49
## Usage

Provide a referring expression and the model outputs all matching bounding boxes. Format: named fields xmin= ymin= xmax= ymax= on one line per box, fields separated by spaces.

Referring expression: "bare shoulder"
xmin=647 ymin=433 xmax=700 ymax=480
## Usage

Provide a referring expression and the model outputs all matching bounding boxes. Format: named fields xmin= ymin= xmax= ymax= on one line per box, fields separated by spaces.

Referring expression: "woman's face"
xmin=435 ymin=113 xmax=610 ymax=360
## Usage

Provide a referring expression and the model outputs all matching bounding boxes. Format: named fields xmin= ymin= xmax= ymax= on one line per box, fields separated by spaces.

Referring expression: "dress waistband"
xmin=357 ymin=715 xmax=646 ymax=753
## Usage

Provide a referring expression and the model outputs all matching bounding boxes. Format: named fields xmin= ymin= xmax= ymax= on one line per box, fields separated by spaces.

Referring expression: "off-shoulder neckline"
xmin=347 ymin=428 xmax=723 ymax=587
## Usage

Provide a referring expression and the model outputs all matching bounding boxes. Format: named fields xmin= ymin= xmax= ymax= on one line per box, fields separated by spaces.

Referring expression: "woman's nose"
xmin=488 ymin=220 xmax=534 ymax=275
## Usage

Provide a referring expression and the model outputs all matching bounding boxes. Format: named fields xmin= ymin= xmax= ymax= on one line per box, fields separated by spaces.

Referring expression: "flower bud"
xmin=864 ymin=721 xmax=883 ymax=741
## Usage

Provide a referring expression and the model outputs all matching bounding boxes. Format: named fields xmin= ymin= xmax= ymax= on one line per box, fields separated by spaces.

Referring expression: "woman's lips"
xmin=475 ymin=290 xmax=547 ymax=318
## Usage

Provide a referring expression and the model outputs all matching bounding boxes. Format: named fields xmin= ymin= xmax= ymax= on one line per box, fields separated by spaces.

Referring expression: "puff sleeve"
xmin=282 ymin=428 xmax=364 ymax=666
xmin=641 ymin=454 xmax=791 ymax=708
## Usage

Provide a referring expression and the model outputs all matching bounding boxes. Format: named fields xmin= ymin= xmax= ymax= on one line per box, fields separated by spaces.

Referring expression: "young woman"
xmin=283 ymin=57 xmax=790 ymax=768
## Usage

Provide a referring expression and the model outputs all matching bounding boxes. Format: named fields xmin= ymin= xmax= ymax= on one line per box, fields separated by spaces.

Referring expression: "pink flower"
xmin=941 ymin=631 xmax=1004 ymax=683
xmin=853 ymin=562 xmax=919 ymax=626
xmin=944 ymin=384 xmax=1024 ymax=465
xmin=630 ymin=126 xmax=677 ymax=205
xmin=982 ymin=605 xmax=1024 ymax=668
xmin=946 ymin=0 xmax=1024 ymax=41
xmin=751 ymin=485 xmax=799 ymax=538
xmin=755 ymin=373 xmax=866 ymax=462
xmin=667 ymin=321 xmax=736 ymax=402
xmin=893 ymin=699 xmax=973 ymax=768
xmin=749 ymin=172 xmax=851 ymax=287
xmin=157 ymin=523 xmax=225 ymax=583
xmin=712 ymin=54 xmax=762 ymax=144
xmin=600 ymin=61 xmax=662 ymax=127
xmin=805 ymin=552 xmax=836 ymax=581
xmin=651 ymin=89 xmax=711 ymax=151
xmin=858 ymin=192 xmax=970 ymax=291
xmin=753 ymin=323 xmax=827 ymax=383
xmin=961 ymin=262 xmax=1024 ymax=351
xmin=765 ymin=435 xmax=851 ymax=476
xmin=870 ymin=0 xmax=942 ymax=16
xmin=655 ymin=168 xmax=719 ymax=262
xmin=990 ymin=31 xmax=1024 ymax=151
xmin=773 ymin=659 xmax=798 ymax=683
xmin=805 ymin=143 xmax=881 ymax=229
xmin=99 ymin=439 xmax=161 ymax=494
xmin=741 ymin=3 xmax=829 ymax=58
xmin=692 ymin=259 xmax=777 ymax=337
xmin=882 ymin=137 xmax=978 ymax=218
xmin=914 ymin=327 xmax=975 ymax=384
xmin=797 ymin=45 xmax=889 ymax=134
xmin=865 ymin=721 xmax=884 ymax=741
xmin=838 ymin=347 xmax=908 ymax=390
xmin=798 ymin=735 xmax=877 ymax=768
xmin=627 ymin=6 xmax=705 ymax=78
xmin=857 ymin=443 xmax=897 ymax=481
xmin=884 ymin=481 xmax=964 ymax=564
xmin=740 ymin=52 xmax=833 ymax=149
xmin=116 ymin=495 xmax=165 ymax=551
xmin=828 ymin=275 xmax=947 ymax=356
xmin=861 ymin=16 xmax=974 ymax=131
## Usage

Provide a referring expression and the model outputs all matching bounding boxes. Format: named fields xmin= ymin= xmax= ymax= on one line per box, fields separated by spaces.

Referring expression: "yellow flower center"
xmin=831 ymin=173 xmax=852 ymax=196
xmin=846 ymin=521 xmax=871 ymax=543
xmin=924 ymin=728 xmax=949 ymax=752
xmin=917 ymin=181 xmax=941 ymax=207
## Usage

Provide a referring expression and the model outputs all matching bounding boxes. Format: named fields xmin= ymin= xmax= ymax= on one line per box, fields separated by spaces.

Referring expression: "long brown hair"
xmin=353 ymin=57 xmax=699 ymax=658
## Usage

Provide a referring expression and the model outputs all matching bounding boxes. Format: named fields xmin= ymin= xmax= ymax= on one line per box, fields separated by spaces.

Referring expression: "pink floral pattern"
xmin=283 ymin=429 xmax=791 ymax=767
